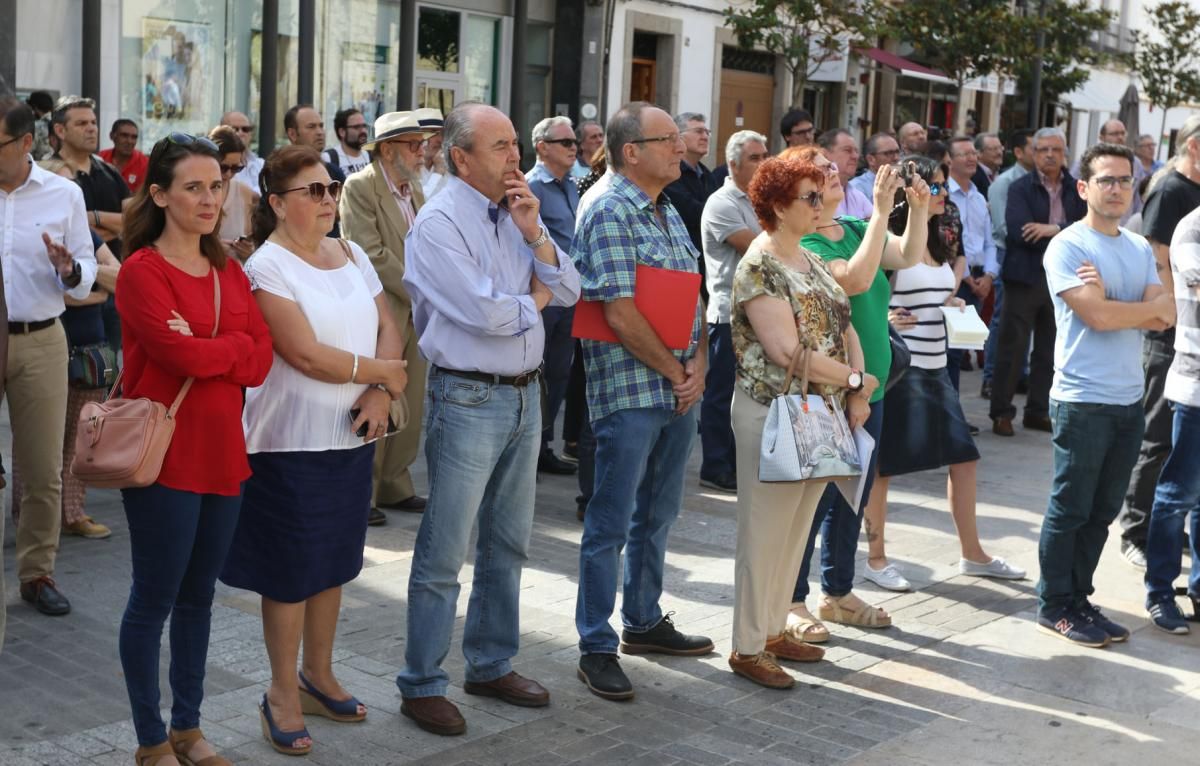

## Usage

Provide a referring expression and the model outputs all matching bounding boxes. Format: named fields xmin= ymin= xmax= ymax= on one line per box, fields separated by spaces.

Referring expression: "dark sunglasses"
xmin=220 ymin=163 xmax=246 ymax=175
xmin=233 ymin=125 xmax=255 ymax=134
xmin=273 ymin=180 xmax=343 ymax=202
xmin=543 ymin=138 xmax=578 ymax=148
xmin=797 ymin=190 xmax=823 ymax=209
xmin=929 ymin=182 xmax=946 ymax=196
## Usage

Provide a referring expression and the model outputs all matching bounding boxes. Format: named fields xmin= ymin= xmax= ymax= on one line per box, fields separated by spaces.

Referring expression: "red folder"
xmin=572 ymin=264 xmax=701 ymax=351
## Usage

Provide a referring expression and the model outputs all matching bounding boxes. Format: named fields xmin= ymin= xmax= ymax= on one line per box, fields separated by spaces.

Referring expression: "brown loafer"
xmin=765 ymin=633 xmax=825 ymax=663
xmin=728 ymin=651 xmax=794 ymax=689
xmin=992 ymin=417 xmax=1014 ymax=437
xmin=400 ymin=696 xmax=466 ymax=736
xmin=463 ymin=671 xmax=550 ymax=708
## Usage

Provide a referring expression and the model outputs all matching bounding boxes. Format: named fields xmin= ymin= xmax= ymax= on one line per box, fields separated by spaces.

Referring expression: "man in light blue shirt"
xmin=398 ymin=103 xmax=580 ymax=735
xmin=1037 ymin=142 xmax=1173 ymax=648
xmin=849 ymin=132 xmax=900 ymax=200
xmin=526 ymin=116 xmax=582 ymax=474
xmin=947 ymin=135 xmax=998 ymax=387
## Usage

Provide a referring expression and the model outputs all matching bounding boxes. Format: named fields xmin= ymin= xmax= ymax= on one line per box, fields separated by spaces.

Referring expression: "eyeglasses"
xmin=272 ymin=180 xmax=343 ymax=202
xmin=1092 ymin=175 xmax=1135 ymax=190
xmin=630 ymin=134 xmax=683 ymax=146
xmin=219 ymin=163 xmax=246 ymax=175
xmin=387 ymin=139 xmax=426 ymax=153
xmin=164 ymin=132 xmax=220 ymax=152
xmin=346 ymin=124 xmax=369 ymax=131
xmin=231 ymin=125 xmax=255 ymax=134
xmin=685 ymin=127 xmax=712 ymax=136
xmin=542 ymin=138 xmax=578 ymax=148
xmin=872 ymin=148 xmax=901 ymax=159
xmin=797 ymin=190 xmax=824 ymax=210
xmin=0 ymin=135 xmax=21 ymax=150
xmin=823 ymin=162 xmax=839 ymax=176
xmin=790 ymin=126 xmax=815 ymax=137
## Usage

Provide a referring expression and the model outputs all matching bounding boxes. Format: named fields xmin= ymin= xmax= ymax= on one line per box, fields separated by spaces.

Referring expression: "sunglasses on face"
xmin=220 ymin=163 xmax=246 ymax=175
xmin=273 ymin=180 xmax=343 ymax=202
xmin=797 ymin=190 xmax=823 ymax=210
xmin=233 ymin=125 xmax=255 ymax=134
xmin=929 ymin=182 xmax=946 ymax=196
xmin=542 ymin=138 xmax=578 ymax=148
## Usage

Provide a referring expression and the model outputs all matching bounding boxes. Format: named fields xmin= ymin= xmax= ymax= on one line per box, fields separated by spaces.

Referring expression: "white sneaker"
xmin=959 ymin=556 xmax=1026 ymax=580
xmin=862 ymin=562 xmax=911 ymax=591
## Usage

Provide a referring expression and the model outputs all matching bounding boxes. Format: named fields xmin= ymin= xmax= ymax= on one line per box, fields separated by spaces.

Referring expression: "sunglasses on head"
xmin=164 ymin=132 xmax=219 ymax=152
xmin=272 ymin=180 xmax=343 ymax=202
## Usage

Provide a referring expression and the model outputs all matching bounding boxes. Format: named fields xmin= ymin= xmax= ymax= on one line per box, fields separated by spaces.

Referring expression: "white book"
xmin=940 ymin=304 xmax=989 ymax=350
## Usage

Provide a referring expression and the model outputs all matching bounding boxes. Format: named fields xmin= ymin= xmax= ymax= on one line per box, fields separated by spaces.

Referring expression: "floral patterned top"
xmin=732 ymin=244 xmax=852 ymax=408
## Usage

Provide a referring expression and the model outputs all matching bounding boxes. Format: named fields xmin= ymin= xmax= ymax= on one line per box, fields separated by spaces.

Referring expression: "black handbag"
xmin=885 ymin=324 xmax=911 ymax=393
xmin=68 ymin=342 xmax=120 ymax=389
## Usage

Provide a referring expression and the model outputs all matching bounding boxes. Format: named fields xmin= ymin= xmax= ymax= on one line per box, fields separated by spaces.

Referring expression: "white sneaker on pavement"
xmin=959 ymin=556 xmax=1026 ymax=580
xmin=863 ymin=562 xmax=911 ymax=591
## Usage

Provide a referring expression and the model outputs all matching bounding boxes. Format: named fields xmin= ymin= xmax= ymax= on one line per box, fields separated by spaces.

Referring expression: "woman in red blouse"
xmin=115 ymin=133 xmax=273 ymax=766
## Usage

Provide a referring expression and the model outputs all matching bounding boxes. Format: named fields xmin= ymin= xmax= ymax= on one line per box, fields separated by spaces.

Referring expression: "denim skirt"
xmin=220 ymin=444 xmax=374 ymax=603
xmin=877 ymin=365 xmax=980 ymax=477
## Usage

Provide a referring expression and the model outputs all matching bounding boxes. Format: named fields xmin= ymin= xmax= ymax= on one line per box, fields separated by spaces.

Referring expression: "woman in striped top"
xmin=863 ymin=156 xmax=1026 ymax=590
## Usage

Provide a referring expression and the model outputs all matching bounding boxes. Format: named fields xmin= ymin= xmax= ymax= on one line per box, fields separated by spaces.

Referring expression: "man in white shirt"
xmin=327 ymin=108 xmax=370 ymax=176
xmin=415 ymin=108 xmax=448 ymax=200
xmin=0 ymin=99 xmax=98 ymax=617
xmin=220 ymin=111 xmax=264 ymax=192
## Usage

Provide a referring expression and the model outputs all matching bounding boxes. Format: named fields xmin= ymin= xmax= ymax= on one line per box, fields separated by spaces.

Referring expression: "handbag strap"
xmin=778 ymin=342 xmax=811 ymax=398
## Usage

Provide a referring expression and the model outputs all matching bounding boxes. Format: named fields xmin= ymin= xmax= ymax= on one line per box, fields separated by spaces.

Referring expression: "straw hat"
xmin=363 ymin=111 xmax=433 ymax=151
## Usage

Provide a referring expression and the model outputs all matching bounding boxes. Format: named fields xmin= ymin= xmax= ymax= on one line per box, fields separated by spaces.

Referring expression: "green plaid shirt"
xmin=570 ymin=173 xmax=703 ymax=421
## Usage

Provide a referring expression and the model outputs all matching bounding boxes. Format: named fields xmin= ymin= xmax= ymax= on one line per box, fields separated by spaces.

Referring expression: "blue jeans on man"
xmin=699 ymin=322 xmax=736 ymax=482
xmin=577 ymin=406 xmax=697 ymax=654
xmin=793 ymin=400 xmax=884 ymax=601
xmin=540 ymin=306 xmax=576 ymax=451
xmin=1144 ymin=402 xmax=1200 ymax=606
xmin=398 ymin=370 xmax=541 ymax=698
xmin=1038 ymin=399 xmax=1143 ymax=613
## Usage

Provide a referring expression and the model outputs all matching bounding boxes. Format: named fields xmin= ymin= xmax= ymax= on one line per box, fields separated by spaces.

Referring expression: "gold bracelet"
xmin=350 ymin=353 xmax=359 ymax=383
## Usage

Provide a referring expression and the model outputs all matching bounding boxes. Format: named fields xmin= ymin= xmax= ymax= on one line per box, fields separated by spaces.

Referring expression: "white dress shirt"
xmin=1 ymin=157 xmax=97 ymax=321
xmin=420 ymin=165 xmax=449 ymax=200
xmin=235 ymin=151 xmax=265 ymax=193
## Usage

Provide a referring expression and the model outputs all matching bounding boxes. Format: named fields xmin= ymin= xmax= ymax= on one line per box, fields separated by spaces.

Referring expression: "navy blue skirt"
xmin=220 ymin=444 xmax=374 ymax=603
xmin=877 ymin=365 xmax=980 ymax=477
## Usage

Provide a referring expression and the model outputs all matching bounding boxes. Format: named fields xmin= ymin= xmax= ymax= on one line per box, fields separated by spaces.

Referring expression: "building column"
xmin=397 ymin=0 xmax=416 ymax=108
xmin=298 ymin=0 xmax=315 ymax=105
xmin=553 ymin=0 xmax=585 ymax=122
xmin=511 ymin=0 xmax=529 ymax=165
xmin=260 ymin=0 xmax=280 ymax=155
xmin=82 ymin=1 xmax=101 ymax=102
xmin=874 ymin=39 xmax=898 ymax=134
xmin=0 ymin=0 xmax=14 ymax=94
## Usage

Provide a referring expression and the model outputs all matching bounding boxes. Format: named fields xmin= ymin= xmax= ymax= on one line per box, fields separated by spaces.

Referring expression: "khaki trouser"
xmin=6 ymin=322 xmax=69 ymax=583
xmin=1 ymin=498 xmax=6 ymax=651
xmin=372 ymin=314 xmax=427 ymax=506
xmin=730 ymin=388 xmax=827 ymax=654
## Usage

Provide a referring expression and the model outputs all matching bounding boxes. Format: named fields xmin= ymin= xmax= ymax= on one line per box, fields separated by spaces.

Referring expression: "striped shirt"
xmin=889 ymin=261 xmax=956 ymax=370
xmin=1166 ymin=206 xmax=1200 ymax=407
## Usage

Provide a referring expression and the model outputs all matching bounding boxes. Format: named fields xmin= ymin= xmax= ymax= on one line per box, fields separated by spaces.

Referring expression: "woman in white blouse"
xmin=220 ymin=145 xmax=409 ymax=756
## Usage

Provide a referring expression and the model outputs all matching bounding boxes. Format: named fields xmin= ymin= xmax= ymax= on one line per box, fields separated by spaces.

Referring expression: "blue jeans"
xmin=700 ymin=323 xmax=736 ymax=480
xmin=1038 ymin=400 xmax=1143 ymax=613
xmin=793 ymin=399 xmax=884 ymax=601
xmin=577 ymin=406 xmax=697 ymax=654
xmin=398 ymin=370 xmax=541 ymax=698
xmin=1144 ymin=402 xmax=1200 ymax=605
xmin=120 ymin=484 xmax=243 ymax=746
xmin=540 ymin=306 xmax=576 ymax=448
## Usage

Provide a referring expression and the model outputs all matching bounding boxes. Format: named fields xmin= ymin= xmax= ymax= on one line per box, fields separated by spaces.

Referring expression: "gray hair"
xmin=725 ymin=130 xmax=768 ymax=166
xmin=1175 ymin=115 xmax=1200 ymax=151
xmin=863 ymin=132 xmax=896 ymax=156
xmin=443 ymin=102 xmax=488 ymax=177
xmin=531 ymin=115 xmax=573 ymax=147
xmin=674 ymin=112 xmax=705 ymax=132
xmin=1033 ymin=127 xmax=1067 ymax=147
xmin=606 ymin=102 xmax=650 ymax=171
xmin=576 ymin=120 xmax=602 ymax=140
xmin=973 ymin=132 xmax=999 ymax=151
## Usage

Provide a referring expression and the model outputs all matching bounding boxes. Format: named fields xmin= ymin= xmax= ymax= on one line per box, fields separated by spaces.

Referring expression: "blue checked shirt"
xmin=570 ymin=173 xmax=704 ymax=421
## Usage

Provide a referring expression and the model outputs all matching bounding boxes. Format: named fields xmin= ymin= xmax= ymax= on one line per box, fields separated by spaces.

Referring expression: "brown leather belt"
xmin=8 ymin=318 xmax=56 ymax=334
xmin=434 ymin=366 xmax=541 ymax=387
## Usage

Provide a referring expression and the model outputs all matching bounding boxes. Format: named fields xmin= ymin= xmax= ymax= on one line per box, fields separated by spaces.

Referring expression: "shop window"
xmin=316 ymin=0 xmax=401 ymax=135
xmin=415 ymin=5 xmax=504 ymax=114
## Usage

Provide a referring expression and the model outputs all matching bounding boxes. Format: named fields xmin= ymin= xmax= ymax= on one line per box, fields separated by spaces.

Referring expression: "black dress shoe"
xmin=1016 ymin=379 xmax=1030 ymax=395
xmin=699 ymin=474 xmax=737 ymax=493
xmin=620 ymin=613 xmax=714 ymax=656
xmin=368 ymin=507 xmax=387 ymax=526
xmin=378 ymin=495 xmax=427 ymax=512
xmin=578 ymin=653 xmax=634 ymax=700
xmin=538 ymin=449 xmax=577 ymax=475
xmin=1023 ymin=414 xmax=1053 ymax=432
xmin=20 ymin=576 xmax=71 ymax=616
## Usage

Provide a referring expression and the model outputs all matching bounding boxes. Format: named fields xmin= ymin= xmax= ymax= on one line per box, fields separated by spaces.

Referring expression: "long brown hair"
xmin=122 ymin=134 xmax=227 ymax=267
xmin=250 ymin=144 xmax=324 ymax=247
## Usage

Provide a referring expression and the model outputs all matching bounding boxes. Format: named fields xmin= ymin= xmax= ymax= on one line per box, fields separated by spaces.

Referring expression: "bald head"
xmin=898 ymin=122 xmax=927 ymax=153
xmin=1099 ymin=119 xmax=1127 ymax=145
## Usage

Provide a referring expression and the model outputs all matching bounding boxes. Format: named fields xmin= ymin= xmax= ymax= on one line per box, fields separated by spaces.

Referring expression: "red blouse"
xmin=116 ymin=248 xmax=274 ymax=496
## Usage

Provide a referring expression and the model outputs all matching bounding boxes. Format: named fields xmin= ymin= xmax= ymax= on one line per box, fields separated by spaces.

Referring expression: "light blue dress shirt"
xmin=403 ymin=175 xmax=581 ymax=375
xmin=949 ymin=176 xmax=999 ymax=278
xmin=848 ymin=170 xmax=875 ymax=201
xmin=526 ymin=161 xmax=579 ymax=252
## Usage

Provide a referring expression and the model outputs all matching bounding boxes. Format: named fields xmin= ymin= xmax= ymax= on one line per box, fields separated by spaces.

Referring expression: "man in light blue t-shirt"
xmin=1037 ymin=143 xmax=1176 ymax=649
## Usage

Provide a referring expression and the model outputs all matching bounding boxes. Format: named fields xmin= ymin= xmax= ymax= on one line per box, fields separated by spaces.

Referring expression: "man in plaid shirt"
xmin=570 ymin=102 xmax=714 ymax=701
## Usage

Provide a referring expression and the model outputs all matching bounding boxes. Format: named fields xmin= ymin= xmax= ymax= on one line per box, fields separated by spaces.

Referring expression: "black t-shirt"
xmin=1142 ymin=170 xmax=1200 ymax=246
xmin=68 ymin=154 xmax=132 ymax=254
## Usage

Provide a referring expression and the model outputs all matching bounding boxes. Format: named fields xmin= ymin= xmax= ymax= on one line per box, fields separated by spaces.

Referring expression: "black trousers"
xmin=989 ymin=278 xmax=1056 ymax=421
xmin=1118 ymin=329 xmax=1176 ymax=546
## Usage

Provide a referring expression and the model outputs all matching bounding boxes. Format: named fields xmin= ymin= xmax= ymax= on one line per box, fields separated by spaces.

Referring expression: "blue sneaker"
xmin=1036 ymin=607 xmax=1110 ymax=648
xmin=1080 ymin=601 xmax=1130 ymax=643
xmin=1148 ymin=601 xmax=1190 ymax=635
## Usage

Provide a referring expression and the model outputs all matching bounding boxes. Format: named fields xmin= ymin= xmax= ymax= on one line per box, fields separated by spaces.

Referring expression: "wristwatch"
xmin=847 ymin=369 xmax=864 ymax=393
xmin=62 ymin=260 xmax=82 ymax=289
xmin=523 ymin=225 xmax=549 ymax=249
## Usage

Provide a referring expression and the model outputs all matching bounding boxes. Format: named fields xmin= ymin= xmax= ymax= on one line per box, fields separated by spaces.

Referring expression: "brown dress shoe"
xmin=401 ymin=696 xmax=466 ymax=736
xmin=765 ymin=633 xmax=825 ymax=663
xmin=728 ymin=651 xmax=794 ymax=689
xmin=992 ymin=417 xmax=1015 ymax=437
xmin=1023 ymin=414 xmax=1053 ymax=432
xmin=463 ymin=671 xmax=550 ymax=707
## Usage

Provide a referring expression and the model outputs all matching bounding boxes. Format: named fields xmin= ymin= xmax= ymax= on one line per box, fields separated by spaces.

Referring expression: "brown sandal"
xmin=785 ymin=603 xmax=831 ymax=643
xmin=818 ymin=593 xmax=892 ymax=628
xmin=169 ymin=728 xmax=232 ymax=766
xmin=134 ymin=741 xmax=179 ymax=766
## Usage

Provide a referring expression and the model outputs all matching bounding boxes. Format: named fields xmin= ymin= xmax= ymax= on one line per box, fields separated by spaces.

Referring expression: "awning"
xmin=856 ymin=47 xmax=955 ymax=86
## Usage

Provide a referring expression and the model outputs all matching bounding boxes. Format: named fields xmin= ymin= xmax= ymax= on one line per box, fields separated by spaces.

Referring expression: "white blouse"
xmin=243 ymin=239 xmax=385 ymax=453
xmin=889 ymin=261 xmax=956 ymax=371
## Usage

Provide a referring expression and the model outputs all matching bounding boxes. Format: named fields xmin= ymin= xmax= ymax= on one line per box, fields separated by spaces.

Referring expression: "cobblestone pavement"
xmin=2 ymin=371 xmax=1198 ymax=765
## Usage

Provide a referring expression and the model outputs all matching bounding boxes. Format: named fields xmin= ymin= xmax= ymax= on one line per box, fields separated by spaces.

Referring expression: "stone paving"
xmin=1 ymin=370 xmax=1198 ymax=765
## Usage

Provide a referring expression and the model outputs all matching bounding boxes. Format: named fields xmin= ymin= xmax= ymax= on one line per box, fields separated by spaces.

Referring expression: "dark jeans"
xmin=1144 ymin=402 xmax=1200 ymax=605
xmin=793 ymin=399 xmax=884 ymax=601
xmin=1038 ymin=400 xmax=1143 ymax=613
xmin=540 ymin=306 xmax=576 ymax=449
xmin=990 ymin=278 xmax=1055 ymax=421
xmin=120 ymin=483 xmax=243 ymax=746
xmin=1119 ymin=329 xmax=1175 ymax=546
xmin=700 ymin=322 xmax=736 ymax=479
xmin=563 ymin=341 xmax=587 ymax=445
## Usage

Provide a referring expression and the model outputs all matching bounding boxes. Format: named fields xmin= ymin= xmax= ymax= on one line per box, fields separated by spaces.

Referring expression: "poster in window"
xmin=142 ymin=18 xmax=211 ymax=123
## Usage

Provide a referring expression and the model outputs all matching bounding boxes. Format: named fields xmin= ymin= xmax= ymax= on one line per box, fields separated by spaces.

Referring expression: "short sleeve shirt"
xmin=571 ymin=173 xmax=703 ymax=421
xmin=731 ymin=245 xmax=852 ymax=408
xmin=1142 ymin=170 xmax=1200 ymax=246
xmin=1165 ymin=206 xmax=1200 ymax=407
xmin=701 ymin=177 xmax=761 ymax=324
xmin=1045 ymin=222 xmax=1159 ymax=405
